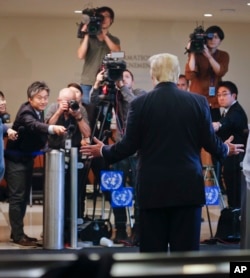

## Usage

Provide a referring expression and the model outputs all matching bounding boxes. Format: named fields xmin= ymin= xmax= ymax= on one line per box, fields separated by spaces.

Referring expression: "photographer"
xmin=45 ymin=87 xmax=91 ymax=244
xmin=90 ymin=69 xmax=146 ymax=245
xmin=77 ymin=6 xmax=121 ymax=105
xmin=185 ymin=25 xmax=229 ymax=114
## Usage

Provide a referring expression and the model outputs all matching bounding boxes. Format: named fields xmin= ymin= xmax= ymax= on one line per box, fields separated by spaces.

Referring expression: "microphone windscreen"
xmin=82 ymin=14 xmax=90 ymax=25
xmin=67 ymin=124 xmax=76 ymax=134
xmin=18 ymin=126 xmax=25 ymax=134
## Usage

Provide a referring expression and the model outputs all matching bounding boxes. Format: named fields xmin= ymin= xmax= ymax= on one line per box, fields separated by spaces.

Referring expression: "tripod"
xmin=203 ymin=163 xmax=226 ymax=238
xmin=81 ymin=98 xmax=116 ymax=221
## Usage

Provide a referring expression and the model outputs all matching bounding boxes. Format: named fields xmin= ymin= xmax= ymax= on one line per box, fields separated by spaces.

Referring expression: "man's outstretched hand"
xmin=80 ymin=137 xmax=105 ymax=159
xmin=225 ymin=135 xmax=245 ymax=156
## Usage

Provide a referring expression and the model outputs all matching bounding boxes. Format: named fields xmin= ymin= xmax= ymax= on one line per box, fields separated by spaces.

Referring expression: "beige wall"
xmin=0 ymin=16 xmax=250 ymax=120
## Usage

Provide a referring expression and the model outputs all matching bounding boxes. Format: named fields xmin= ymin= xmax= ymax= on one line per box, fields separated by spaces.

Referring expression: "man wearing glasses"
xmin=212 ymin=81 xmax=248 ymax=209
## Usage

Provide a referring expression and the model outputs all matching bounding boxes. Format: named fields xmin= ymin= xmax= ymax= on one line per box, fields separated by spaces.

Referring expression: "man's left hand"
xmin=225 ymin=135 xmax=245 ymax=156
xmin=80 ymin=137 xmax=105 ymax=158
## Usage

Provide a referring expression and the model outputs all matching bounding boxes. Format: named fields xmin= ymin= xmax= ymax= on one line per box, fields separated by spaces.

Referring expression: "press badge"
xmin=209 ymin=86 xmax=216 ymax=96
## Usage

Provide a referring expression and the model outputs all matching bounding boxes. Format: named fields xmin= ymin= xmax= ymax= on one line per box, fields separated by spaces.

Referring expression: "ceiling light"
xmin=204 ymin=13 xmax=213 ymax=17
xmin=74 ymin=10 xmax=82 ymax=14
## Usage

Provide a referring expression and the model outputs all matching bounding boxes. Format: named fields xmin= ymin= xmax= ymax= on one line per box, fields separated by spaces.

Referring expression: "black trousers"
xmin=139 ymin=206 xmax=202 ymax=253
xmin=223 ymin=155 xmax=242 ymax=208
xmin=5 ymin=158 xmax=34 ymax=241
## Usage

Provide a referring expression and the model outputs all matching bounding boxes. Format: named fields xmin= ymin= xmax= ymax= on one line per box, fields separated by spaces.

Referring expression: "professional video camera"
xmin=102 ymin=52 xmax=126 ymax=83
xmin=100 ymin=52 xmax=126 ymax=100
xmin=186 ymin=25 xmax=214 ymax=53
xmin=77 ymin=8 xmax=104 ymax=38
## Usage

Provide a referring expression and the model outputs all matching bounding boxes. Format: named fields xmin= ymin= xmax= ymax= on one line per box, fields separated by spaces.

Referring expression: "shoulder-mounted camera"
xmin=77 ymin=8 xmax=104 ymax=38
xmin=185 ymin=25 xmax=214 ymax=54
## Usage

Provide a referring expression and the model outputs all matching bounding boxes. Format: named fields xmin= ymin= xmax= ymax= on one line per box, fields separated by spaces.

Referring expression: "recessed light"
xmin=74 ymin=10 xmax=82 ymax=14
xmin=204 ymin=13 xmax=213 ymax=17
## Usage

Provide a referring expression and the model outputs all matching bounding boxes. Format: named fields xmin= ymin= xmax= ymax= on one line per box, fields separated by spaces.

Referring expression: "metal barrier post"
xmin=43 ymin=150 xmax=65 ymax=250
xmin=70 ymin=147 xmax=78 ymax=249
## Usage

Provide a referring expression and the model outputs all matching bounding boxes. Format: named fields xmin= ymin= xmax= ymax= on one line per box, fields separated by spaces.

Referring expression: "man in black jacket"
xmin=5 ymin=81 xmax=66 ymax=246
xmin=212 ymin=81 xmax=248 ymax=208
xmin=80 ymin=53 xmax=244 ymax=253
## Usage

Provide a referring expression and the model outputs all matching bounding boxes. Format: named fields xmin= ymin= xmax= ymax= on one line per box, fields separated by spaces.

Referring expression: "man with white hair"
xmin=80 ymin=53 xmax=244 ymax=252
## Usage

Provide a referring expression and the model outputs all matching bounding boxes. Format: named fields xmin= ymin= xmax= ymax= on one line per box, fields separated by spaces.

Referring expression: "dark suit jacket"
xmin=217 ymin=101 xmax=248 ymax=145
xmin=5 ymin=102 xmax=49 ymax=154
xmin=102 ymin=82 xmax=228 ymax=209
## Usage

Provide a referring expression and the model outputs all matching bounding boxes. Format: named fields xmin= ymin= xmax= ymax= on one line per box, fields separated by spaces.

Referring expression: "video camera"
xmin=102 ymin=52 xmax=126 ymax=83
xmin=186 ymin=25 xmax=214 ymax=53
xmin=100 ymin=52 xmax=127 ymax=100
xmin=77 ymin=8 xmax=103 ymax=38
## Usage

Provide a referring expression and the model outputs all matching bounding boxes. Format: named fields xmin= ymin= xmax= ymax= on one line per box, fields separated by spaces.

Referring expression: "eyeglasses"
xmin=217 ymin=93 xmax=232 ymax=98
xmin=33 ymin=95 xmax=49 ymax=101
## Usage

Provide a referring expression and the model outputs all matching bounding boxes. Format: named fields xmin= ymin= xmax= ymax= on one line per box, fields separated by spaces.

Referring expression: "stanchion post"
xmin=70 ymin=147 xmax=78 ymax=249
xmin=43 ymin=150 xmax=65 ymax=250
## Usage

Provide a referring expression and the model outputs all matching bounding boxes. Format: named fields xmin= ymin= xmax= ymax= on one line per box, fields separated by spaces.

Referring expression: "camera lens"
xmin=68 ymin=100 xmax=79 ymax=111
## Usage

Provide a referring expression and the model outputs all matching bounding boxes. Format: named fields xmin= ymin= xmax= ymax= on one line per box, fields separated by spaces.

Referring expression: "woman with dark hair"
xmin=185 ymin=25 xmax=229 ymax=114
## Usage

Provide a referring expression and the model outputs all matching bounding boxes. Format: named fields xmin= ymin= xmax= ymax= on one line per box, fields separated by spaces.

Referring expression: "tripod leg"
xmin=205 ymin=204 xmax=214 ymax=238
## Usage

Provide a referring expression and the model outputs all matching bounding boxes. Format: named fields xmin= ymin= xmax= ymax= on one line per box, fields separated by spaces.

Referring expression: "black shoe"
xmin=11 ymin=234 xmax=38 ymax=242
xmin=130 ymin=232 xmax=140 ymax=247
xmin=13 ymin=236 xmax=38 ymax=247
xmin=114 ymin=229 xmax=128 ymax=244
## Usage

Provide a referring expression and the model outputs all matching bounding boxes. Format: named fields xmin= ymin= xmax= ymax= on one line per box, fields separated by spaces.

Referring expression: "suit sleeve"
xmin=102 ymin=98 xmax=142 ymax=164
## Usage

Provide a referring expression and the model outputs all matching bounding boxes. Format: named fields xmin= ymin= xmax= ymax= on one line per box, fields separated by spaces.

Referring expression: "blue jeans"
xmin=80 ymin=84 xmax=92 ymax=105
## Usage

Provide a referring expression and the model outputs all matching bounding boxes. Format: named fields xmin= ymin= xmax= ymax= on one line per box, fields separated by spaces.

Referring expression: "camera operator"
xmin=90 ymin=69 xmax=146 ymax=245
xmin=77 ymin=6 xmax=121 ymax=105
xmin=45 ymin=87 xmax=91 ymax=244
xmin=185 ymin=25 xmax=229 ymax=117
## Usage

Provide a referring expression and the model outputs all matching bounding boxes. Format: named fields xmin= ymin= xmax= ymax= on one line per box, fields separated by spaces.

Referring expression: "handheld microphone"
xmin=17 ymin=126 xmax=25 ymax=135
xmin=67 ymin=124 xmax=76 ymax=136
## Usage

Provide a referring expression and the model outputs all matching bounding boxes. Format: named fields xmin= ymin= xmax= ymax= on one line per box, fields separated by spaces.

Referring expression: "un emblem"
xmin=205 ymin=185 xmax=219 ymax=205
xmin=111 ymin=187 xmax=134 ymax=207
xmin=100 ymin=170 xmax=123 ymax=191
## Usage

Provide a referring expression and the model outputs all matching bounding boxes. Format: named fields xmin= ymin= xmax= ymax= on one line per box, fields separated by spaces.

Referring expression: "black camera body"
xmin=187 ymin=25 xmax=214 ymax=53
xmin=102 ymin=52 xmax=126 ymax=83
xmin=68 ymin=100 xmax=80 ymax=111
xmin=0 ymin=112 xmax=10 ymax=124
xmin=77 ymin=8 xmax=104 ymax=38
xmin=99 ymin=52 xmax=126 ymax=101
